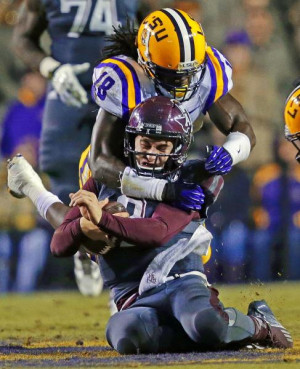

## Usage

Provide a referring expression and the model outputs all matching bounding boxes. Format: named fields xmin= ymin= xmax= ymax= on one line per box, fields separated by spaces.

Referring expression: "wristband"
xmin=121 ymin=167 xmax=167 ymax=201
xmin=223 ymin=131 xmax=251 ymax=165
xmin=39 ymin=56 xmax=61 ymax=79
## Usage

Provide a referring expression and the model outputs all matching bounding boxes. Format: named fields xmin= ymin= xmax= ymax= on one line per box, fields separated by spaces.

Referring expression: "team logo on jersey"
xmin=146 ymin=272 xmax=157 ymax=285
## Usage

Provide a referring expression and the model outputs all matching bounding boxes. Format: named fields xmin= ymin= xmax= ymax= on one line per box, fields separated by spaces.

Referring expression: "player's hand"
xmin=52 ymin=63 xmax=90 ymax=107
xmin=205 ymin=145 xmax=233 ymax=175
xmin=69 ymin=190 xmax=108 ymax=224
xmin=173 ymin=181 xmax=205 ymax=211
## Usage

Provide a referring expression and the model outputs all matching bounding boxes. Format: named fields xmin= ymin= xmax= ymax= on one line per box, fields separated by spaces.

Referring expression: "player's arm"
xmin=205 ymin=93 xmax=256 ymax=175
xmin=12 ymin=0 xmax=48 ymax=70
xmin=209 ymin=93 xmax=255 ymax=146
xmin=13 ymin=0 xmax=89 ymax=107
xmin=89 ymin=109 xmax=126 ymax=188
xmin=51 ymin=175 xmax=197 ymax=257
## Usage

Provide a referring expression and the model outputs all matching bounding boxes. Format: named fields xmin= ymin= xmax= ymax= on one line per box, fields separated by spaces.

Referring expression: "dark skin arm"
xmin=89 ymin=93 xmax=256 ymax=187
xmin=12 ymin=0 xmax=48 ymax=70
xmin=207 ymin=93 xmax=256 ymax=148
xmin=89 ymin=109 xmax=127 ymax=187
xmin=46 ymin=202 xmax=70 ymax=229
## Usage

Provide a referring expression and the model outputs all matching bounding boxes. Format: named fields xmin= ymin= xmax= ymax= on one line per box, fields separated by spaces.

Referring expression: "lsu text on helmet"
xmin=124 ymin=96 xmax=193 ymax=178
xmin=284 ymin=82 xmax=300 ymax=163
xmin=136 ymin=8 xmax=206 ymax=102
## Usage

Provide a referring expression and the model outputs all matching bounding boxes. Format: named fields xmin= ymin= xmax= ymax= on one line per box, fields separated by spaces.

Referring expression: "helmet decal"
xmin=160 ymin=8 xmax=196 ymax=65
xmin=137 ymin=8 xmax=206 ymax=102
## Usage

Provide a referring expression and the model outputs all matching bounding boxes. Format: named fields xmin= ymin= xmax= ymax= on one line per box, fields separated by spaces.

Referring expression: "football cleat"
xmin=7 ymin=154 xmax=44 ymax=198
xmin=248 ymin=300 xmax=293 ymax=349
xmin=74 ymin=251 xmax=103 ymax=297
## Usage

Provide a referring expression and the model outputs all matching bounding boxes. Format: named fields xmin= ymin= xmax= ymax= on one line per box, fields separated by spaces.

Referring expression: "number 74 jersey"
xmin=42 ymin=0 xmax=137 ymax=66
xmin=91 ymin=51 xmax=233 ymax=124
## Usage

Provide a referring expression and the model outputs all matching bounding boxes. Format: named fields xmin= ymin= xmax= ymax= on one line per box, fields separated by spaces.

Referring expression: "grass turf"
xmin=0 ymin=281 xmax=299 ymax=368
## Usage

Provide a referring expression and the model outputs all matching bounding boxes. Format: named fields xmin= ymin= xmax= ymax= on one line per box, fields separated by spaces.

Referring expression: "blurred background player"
xmin=0 ymin=70 xmax=50 ymax=293
xmin=11 ymin=0 xmax=138 ymax=296
xmin=284 ymin=80 xmax=300 ymax=163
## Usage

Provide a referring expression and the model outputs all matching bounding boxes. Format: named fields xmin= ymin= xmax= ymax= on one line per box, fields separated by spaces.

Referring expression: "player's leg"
xmin=14 ymin=228 xmax=49 ymax=292
xmin=171 ymin=276 xmax=229 ymax=349
xmin=106 ymin=306 xmax=198 ymax=354
xmin=171 ymin=275 xmax=292 ymax=349
xmin=7 ymin=154 xmax=68 ymax=229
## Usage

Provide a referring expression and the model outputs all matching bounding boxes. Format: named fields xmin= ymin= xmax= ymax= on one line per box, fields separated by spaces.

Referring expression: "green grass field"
xmin=1 ymin=281 xmax=299 ymax=368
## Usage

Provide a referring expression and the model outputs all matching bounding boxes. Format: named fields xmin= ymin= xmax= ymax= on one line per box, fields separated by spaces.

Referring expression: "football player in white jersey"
xmin=85 ymin=8 xmax=256 ymax=203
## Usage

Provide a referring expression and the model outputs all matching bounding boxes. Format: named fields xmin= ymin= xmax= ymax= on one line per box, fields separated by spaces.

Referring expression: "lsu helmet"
xmin=284 ymin=82 xmax=300 ymax=163
xmin=124 ymin=96 xmax=192 ymax=178
xmin=136 ymin=8 xmax=206 ymax=102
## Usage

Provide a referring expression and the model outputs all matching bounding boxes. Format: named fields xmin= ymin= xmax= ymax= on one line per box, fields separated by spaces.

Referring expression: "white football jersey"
xmin=92 ymin=46 xmax=233 ymax=125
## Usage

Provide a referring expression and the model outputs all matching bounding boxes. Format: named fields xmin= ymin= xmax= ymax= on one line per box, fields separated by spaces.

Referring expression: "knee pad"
xmin=106 ymin=309 xmax=160 ymax=354
xmin=116 ymin=337 xmax=138 ymax=355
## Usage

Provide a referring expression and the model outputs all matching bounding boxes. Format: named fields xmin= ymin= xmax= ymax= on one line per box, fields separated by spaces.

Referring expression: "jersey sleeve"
xmin=91 ymin=56 xmax=143 ymax=121
xmin=202 ymin=46 xmax=233 ymax=114
xmin=97 ymin=203 xmax=196 ymax=248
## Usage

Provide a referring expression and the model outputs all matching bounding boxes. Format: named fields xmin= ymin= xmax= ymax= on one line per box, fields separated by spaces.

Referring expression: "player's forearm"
xmin=50 ymin=218 xmax=83 ymax=257
xmin=12 ymin=0 xmax=48 ymax=71
xmin=80 ymin=217 xmax=107 ymax=241
xmin=89 ymin=154 xmax=125 ymax=188
xmin=98 ymin=203 xmax=196 ymax=248
xmin=209 ymin=93 xmax=256 ymax=149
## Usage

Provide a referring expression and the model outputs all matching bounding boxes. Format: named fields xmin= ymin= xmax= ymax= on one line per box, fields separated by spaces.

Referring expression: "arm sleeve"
xmin=50 ymin=178 xmax=98 ymax=257
xmin=98 ymin=203 xmax=196 ymax=248
xmin=51 ymin=177 xmax=196 ymax=253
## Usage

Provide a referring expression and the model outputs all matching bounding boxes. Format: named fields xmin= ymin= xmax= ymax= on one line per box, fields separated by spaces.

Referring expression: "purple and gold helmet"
xmin=124 ymin=96 xmax=192 ymax=177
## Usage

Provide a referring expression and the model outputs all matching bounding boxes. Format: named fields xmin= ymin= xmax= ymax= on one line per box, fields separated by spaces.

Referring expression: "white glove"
xmin=52 ymin=63 xmax=90 ymax=107
xmin=39 ymin=56 xmax=90 ymax=107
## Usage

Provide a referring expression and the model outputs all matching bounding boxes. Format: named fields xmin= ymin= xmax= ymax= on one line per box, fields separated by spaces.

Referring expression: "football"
xmin=102 ymin=201 xmax=127 ymax=214
xmin=82 ymin=201 xmax=127 ymax=256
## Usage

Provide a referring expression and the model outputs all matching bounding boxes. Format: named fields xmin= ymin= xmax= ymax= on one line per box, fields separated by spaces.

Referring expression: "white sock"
xmin=36 ymin=191 xmax=63 ymax=220
xmin=22 ymin=178 xmax=48 ymax=205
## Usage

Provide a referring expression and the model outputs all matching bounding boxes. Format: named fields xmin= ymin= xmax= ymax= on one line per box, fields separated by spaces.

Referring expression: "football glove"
xmin=163 ymin=180 xmax=205 ymax=212
xmin=174 ymin=181 xmax=205 ymax=211
xmin=52 ymin=63 xmax=90 ymax=107
xmin=205 ymin=145 xmax=233 ymax=175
